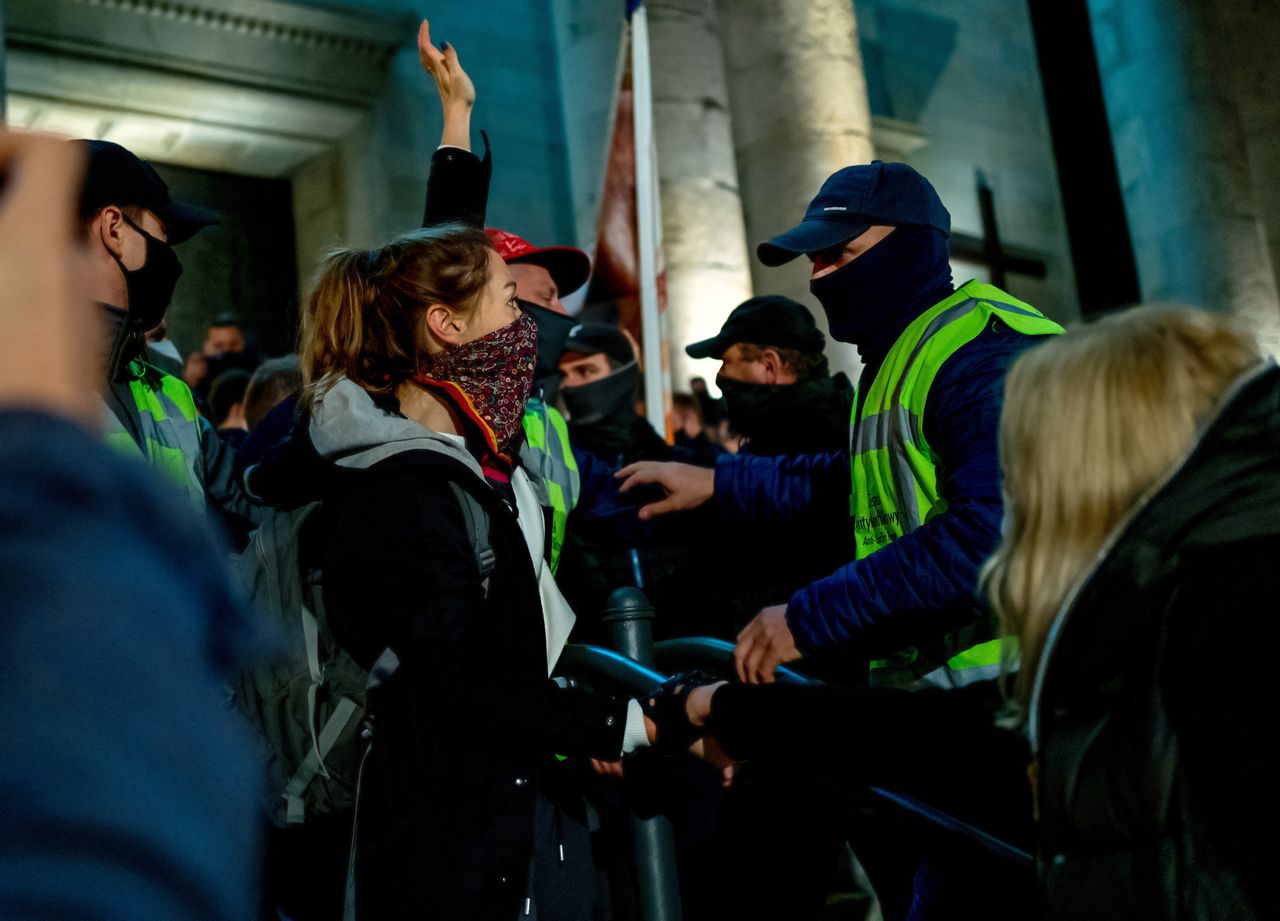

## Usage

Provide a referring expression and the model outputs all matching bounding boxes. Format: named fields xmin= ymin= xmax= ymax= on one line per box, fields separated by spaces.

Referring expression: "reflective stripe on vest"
xmin=851 ymin=281 xmax=1062 ymax=686
xmin=520 ymin=400 xmax=580 ymax=573
xmin=103 ymin=359 xmax=205 ymax=506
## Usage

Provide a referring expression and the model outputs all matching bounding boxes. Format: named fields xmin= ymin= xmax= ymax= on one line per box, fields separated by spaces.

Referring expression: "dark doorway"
xmin=153 ymin=163 xmax=299 ymax=359
xmin=1027 ymin=0 xmax=1141 ymax=315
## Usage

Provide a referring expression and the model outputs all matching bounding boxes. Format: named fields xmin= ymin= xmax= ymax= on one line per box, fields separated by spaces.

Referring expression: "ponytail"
xmin=299 ymin=224 xmax=492 ymax=408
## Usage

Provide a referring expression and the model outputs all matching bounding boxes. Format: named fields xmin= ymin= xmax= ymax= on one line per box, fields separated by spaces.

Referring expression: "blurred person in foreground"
xmin=0 ymin=129 xmax=262 ymax=921
xmin=79 ymin=139 xmax=258 ymax=530
xmin=652 ymin=305 xmax=1279 ymax=920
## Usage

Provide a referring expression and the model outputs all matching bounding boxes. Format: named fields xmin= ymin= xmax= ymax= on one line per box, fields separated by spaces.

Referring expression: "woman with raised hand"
xmin=651 ymin=305 xmax=1279 ymax=920
xmin=250 ymin=225 xmax=654 ymax=920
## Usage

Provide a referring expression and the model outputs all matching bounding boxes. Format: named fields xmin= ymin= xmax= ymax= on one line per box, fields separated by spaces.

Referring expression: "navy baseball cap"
xmin=78 ymin=140 xmax=220 ymax=244
xmin=685 ymin=295 xmax=825 ymax=359
xmin=757 ymin=161 xmax=950 ymax=267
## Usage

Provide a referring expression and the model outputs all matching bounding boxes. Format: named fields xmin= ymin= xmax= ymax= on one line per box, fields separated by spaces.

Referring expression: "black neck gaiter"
xmin=808 ymin=224 xmax=954 ymax=368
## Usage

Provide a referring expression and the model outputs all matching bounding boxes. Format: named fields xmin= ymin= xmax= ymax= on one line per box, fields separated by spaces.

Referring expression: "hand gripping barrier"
xmin=553 ymin=590 xmax=1031 ymax=921
xmin=552 ymin=586 xmax=683 ymax=921
xmin=652 ymin=635 xmax=1034 ymax=867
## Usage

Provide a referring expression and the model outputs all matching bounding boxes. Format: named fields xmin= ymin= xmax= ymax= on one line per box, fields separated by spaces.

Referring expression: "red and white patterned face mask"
xmin=413 ymin=310 xmax=538 ymax=458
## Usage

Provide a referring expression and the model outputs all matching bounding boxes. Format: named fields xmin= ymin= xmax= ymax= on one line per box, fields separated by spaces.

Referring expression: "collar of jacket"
xmin=1028 ymin=360 xmax=1280 ymax=749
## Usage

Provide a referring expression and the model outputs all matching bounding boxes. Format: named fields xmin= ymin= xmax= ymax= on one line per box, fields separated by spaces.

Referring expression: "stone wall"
xmin=856 ymin=0 xmax=1078 ymax=325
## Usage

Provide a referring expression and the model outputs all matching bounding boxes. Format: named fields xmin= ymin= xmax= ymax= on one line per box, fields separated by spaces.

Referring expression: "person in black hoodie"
xmin=653 ymin=304 xmax=1279 ymax=920
xmin=250 ymin=225 xmax=657 ymax=920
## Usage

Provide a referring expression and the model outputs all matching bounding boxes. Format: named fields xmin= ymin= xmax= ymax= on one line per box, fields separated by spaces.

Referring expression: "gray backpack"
xmin=235 ymin=483 xmax=495 ymax=827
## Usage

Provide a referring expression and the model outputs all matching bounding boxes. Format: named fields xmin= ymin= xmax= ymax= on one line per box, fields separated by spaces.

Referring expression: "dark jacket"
xmin=735 ymin=371 xmax=854 ymax=458
xmin=1030 ymin=361 xmax=1280 ymax=919
xmin=251 ymin=381 xmax=627 ymax=921
xmin=716 ymin=316 xmax=1038 ymax=661
xmin=709 ymin=361 xmax=1280 ymax=919
xmin=708 ymin=372 xmax=857 ymax=639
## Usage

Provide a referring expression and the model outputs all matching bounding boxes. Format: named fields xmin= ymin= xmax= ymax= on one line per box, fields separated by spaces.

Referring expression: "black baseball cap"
xmin=685 ymin=295 xmax=825 ymax=360
xmin=757 ymin=161 xmax=950 ymax=267
xmin=78 ymin=140 xmax=220 ymax=245
xmin=562 ymin=322 xmax=635 ymax=365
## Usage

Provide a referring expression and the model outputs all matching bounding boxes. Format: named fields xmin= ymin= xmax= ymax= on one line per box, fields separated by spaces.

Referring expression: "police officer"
xmin=623 ymin=161 xmax=1062 ymax=918
xmin=80 ymin=140 xmax=258 ymax=530
xmin=620 ymin=161 xmax=1062 ymax=687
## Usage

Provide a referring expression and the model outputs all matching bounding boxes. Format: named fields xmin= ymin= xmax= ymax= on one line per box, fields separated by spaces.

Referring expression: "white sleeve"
xmin=621 ymin=699 xmax=651 ymax=755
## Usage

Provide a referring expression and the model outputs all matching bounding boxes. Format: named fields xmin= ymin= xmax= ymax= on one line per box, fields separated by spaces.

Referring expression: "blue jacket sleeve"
xmin=569 ymin=446 xmax=656 ymax=545
xmin=712 ymin=449 xmax=851 ymax=527
xmin=0 ymin=412 xmax=263 ymax=921
xmin=787 ymin=322 xmax=1041 ymax=657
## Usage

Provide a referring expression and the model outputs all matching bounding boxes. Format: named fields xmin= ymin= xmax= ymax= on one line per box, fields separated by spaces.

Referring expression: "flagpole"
xmin=630 ymin=2 xmax=668 ymax=435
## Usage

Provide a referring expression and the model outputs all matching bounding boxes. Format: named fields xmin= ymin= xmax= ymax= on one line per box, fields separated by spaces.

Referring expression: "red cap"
xmin=486 ymin=227 xmax=591 ymax=297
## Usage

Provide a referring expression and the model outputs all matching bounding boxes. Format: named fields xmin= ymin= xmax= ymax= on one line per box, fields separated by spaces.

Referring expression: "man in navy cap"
xmin=81 ymin=139 xmax=259 ymax=532
xmin=622 ymin=160 xmax=1062 ymax=916
xmin=620 ymin=161 xmax=1063 ymax=686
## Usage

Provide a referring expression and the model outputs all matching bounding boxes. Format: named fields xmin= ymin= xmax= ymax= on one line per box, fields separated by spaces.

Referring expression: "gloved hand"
xmin=640 ymin=670 xmax=721 ymax=756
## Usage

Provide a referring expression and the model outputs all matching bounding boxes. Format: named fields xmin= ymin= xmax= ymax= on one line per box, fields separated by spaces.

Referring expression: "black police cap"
xmin=78 ymin=140 xmax=220 ymax=244
xmin=685 ymin=295 xmax=826 ymax=360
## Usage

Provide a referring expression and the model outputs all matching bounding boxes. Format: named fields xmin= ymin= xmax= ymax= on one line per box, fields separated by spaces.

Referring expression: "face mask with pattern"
xmin=412 ymin=310 xmax=538 ymax=461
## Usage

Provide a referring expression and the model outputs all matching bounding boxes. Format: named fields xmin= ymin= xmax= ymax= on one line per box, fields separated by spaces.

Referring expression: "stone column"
xmin=1088 ymin=0 xmax=1280 ymax=353
xmin=1215 ymin=0 xmax=1280 ymax=344
xmin=646 ymin=0 xmax=755 ymax=392
xmin=716 ymin=0 xmax=876 ymax=378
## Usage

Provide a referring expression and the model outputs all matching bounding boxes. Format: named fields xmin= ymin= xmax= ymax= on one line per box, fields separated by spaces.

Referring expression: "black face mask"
xmin=518 ymin=298 xmax=576 ymax=405
xmin=716 ymin=375 xmax=794 ymax=441
xmin=808 ymin=225 xmax=952 ymax=348
xmin=561 ymin=361 xmax=639 ymax=426
xmin=115 ymin=214 xmax=183 ymax=332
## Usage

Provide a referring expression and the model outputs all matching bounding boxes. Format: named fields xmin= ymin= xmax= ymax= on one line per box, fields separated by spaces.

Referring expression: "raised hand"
xmin=615 ymin=460 xmax=715 ymax=520
xmin=419 ymin=18 xmax=475 ymax=118
xmin=0 ymin=130 xmax=96 ymax=424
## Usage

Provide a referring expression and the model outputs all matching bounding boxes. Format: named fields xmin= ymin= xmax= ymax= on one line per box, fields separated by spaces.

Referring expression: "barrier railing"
xmin=552 ymin=588 xmax=1032 ymax=921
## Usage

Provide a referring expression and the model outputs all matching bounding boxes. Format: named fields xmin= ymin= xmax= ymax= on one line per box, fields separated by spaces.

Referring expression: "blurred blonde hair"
xmin=982 ymin=305 xmax=1261 ymax=719
xmin=299 ymin=224 xmax=492 ymax=407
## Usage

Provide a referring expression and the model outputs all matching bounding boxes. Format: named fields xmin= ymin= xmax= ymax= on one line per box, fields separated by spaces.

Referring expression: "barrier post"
xmin=602 ymin=587 xmax=682 ymax=921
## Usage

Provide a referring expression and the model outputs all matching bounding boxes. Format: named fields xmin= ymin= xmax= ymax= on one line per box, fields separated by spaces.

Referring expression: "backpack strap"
xmin=282 ymin=693 xmax=359 ymax=824
xmin=448 ymin=481 xmax=496 ymax=597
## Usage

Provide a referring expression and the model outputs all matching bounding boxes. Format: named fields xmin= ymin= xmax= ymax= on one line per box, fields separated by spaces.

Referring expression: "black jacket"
xmin=252 ymin=385 xmax=627 ymax=920
xmin=708 ymin=373 xmax=858 ymax=641
xmin=1031 ymin=361 xmax=1280 ymax=919
xmin=710 ymin=362 xmax=1280 ymax=919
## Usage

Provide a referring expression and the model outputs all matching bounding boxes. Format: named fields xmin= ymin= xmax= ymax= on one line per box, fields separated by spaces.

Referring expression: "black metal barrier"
xmin=653 ymin=635 xmax=1034 ymax=867
xmin=552 ymin=589 xmax=1032 ymax=921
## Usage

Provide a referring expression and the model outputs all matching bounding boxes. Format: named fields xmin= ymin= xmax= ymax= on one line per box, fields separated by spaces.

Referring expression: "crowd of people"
xmin=1 ymin=16 xmax=1277 ymax=921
